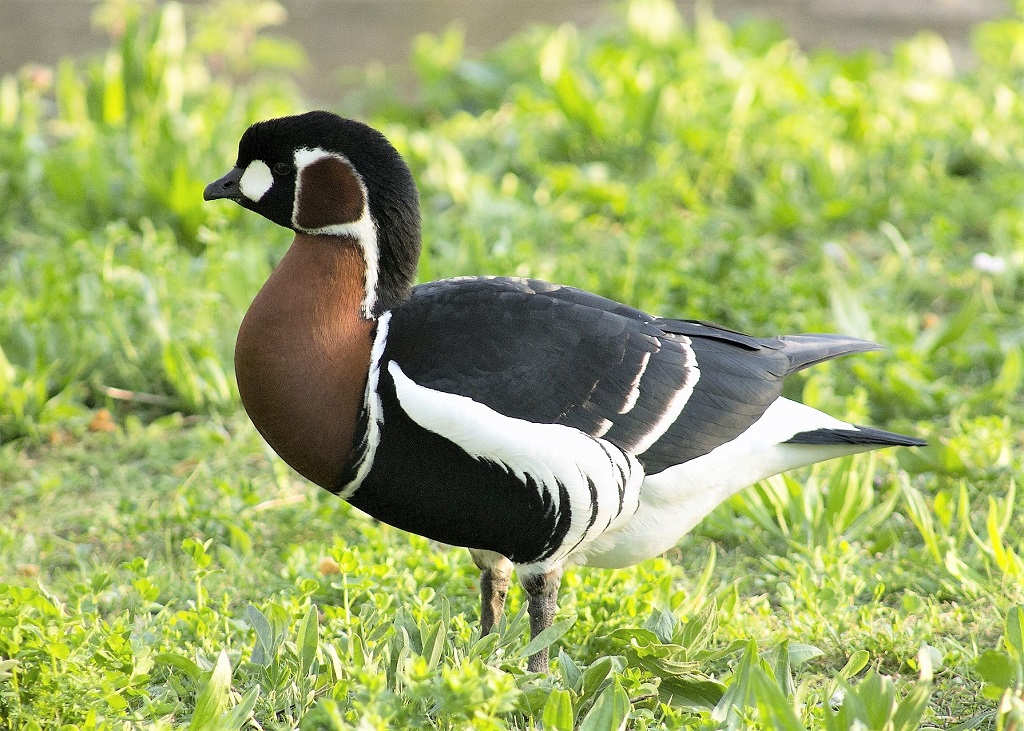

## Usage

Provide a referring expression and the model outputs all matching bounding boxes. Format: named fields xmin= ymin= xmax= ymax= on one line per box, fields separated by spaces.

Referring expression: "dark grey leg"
xmin=469 ymin=549 xmax=513 ymax=635
xmin=521 ymin=567 xmax=563 ymax=673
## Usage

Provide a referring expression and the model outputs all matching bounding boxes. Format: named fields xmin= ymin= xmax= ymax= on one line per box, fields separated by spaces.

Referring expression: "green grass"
xmin=2 ymin=0 xmax=1024 ymax=727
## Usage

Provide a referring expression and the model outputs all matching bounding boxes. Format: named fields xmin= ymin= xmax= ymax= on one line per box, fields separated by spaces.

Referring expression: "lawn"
xmin=1 ymin=0 xmax=1023 ymax=728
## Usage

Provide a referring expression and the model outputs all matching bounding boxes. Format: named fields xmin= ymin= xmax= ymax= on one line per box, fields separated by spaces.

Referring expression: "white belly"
xmin=576 ymin=398 xmax=882 ymax=568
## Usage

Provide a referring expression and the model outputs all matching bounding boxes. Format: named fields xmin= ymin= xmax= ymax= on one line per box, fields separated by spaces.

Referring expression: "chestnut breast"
xmin=234 ymin=233 xmax=374 ymax=489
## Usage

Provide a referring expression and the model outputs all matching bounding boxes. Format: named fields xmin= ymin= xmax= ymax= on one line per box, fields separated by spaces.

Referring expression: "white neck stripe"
xmin=292 ymin=147 xmax=380 ymax=319
xmin=337 ymin=311 xmax=391 ymax=499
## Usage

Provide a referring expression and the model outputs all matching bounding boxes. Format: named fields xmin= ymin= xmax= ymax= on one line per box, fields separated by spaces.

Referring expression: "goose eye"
xmin=273 ymin=162 xmax=293 ymax=176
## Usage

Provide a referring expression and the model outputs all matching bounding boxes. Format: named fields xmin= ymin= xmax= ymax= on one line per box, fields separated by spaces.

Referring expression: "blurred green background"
xmin=1 ymin=0 xmax=1024 ymax=728
xmin=0 ymin=0 xmax=1012 ymax=102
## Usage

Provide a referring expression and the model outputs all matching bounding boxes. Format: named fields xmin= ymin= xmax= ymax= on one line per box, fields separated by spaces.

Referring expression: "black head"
xmin=205 ymin=111 xmax=422 ymax=316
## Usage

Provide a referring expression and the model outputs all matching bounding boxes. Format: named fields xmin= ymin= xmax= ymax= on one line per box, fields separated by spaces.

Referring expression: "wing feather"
xmin=386 ymin=277 xmax=883 ymax=475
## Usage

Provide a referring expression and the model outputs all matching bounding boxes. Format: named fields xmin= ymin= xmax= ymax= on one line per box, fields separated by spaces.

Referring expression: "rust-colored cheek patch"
xmin=296 ymin=156 xmax=365 ymax=229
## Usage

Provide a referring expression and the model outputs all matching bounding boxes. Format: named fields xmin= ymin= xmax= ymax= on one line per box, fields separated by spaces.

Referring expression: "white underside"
xmin=577 ymin=397 xmax=882 ymax=568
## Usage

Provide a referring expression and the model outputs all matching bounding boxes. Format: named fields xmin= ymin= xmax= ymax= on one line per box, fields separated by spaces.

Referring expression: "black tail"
xmin=778 ymin=336 xmax=926 ymax=448
xmin=787 ymin=425 xmax=927 ymax=447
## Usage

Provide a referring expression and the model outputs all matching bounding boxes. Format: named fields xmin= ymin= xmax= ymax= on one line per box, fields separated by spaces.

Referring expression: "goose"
xmin=204 ymin=110 xmax=925 ymax=672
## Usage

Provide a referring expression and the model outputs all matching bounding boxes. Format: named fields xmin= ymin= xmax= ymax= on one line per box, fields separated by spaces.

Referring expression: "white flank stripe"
xmin=619 ymin=350 xmax=651 ymax=415
xmin=239 ymin=160 xmax=273 ymax=202
xmin=337 ymin=311 xmax=391 ymax=499
xmin=633 ymin=337 xmax=700 ymax=455
xmin=293 ymin=147 xmax=380 ymax=318
xmin=387 ymin=361 xmax=643 ymax=570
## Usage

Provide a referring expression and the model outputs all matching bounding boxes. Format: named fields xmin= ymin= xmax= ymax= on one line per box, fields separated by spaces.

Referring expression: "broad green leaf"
xmin=976 ymin=650 xmax=1015 ymax=688
xmin=579 ymin=679 xmax=630 ymax=731
xmin=424 ymin=618 xmax=447 ymax=671
xmin=913 ymin=295 xmax=981 ymax=356
xmin=787 ymin=642 xmax=824 ymax=667
xmin=861 ymin=672 xmax=897 ymax=730
xmin=631 ymin=652 xmax=700 ymax=677
xmin=517 ymin=616 xmax=576 ymax=661
xmin=519 ymin=685 xmax=554 ymax=717
xmin=541 ymin=688 xmax=574 ymax=731
xmin=827 ymin=262 xmax=874 ymax=341
xmin=992 ymin=346 xmax=1022 ymax=398
xmin=712 ymin=639 xmax=758 ymax=724
xmin=824 ymin=680 xmax=856 ymax=731
xmin=182 ymin=538 xmax=212 ymax=569
xmin=769 ymin=639 xmax=793 ymax=697
xmin=580 ymin=656 xmax=616 ymax=699
xmin=246 ymin=604 xmax=274 ymax=667
xmin=154 ymin=653 xmax=202 ymax=680
xmin=390 ymin=626 xmax=412 ymax=684
xmin=749 ymin=666 xmax=804 ymax=731
xmin=188 ymin=650 xmax=231 ymax=731
xmin=609 ymin=627 xmax=663 ymax=649
xmin=558 ymin=649 xmax=583 ymax=693
xmin=324 ymin=642 xmax=345 ymax=682
xmin=221 ymin=686 xmax=259 ymax=731
xmin=643 ymin=607 xmax=677 ymax=645
xmin=297 ymin=603 xmax=319 ymax=676
xmin=350 ymin=632 xmax=366 ymax=668
xmin=892 ymin=683 xmax=932 ymax=731
xmin=658 ymin=676 xmax=726 ymax=709
xmin=1005 ymin=605 xmax=1024 ymax=660
xmin=393 ymin=608 xmax=421 ymax=654
xmin=469 ymin=631 xmax=500 ymax=661
xmin=679 ymin=600 xmax=718 ymax=656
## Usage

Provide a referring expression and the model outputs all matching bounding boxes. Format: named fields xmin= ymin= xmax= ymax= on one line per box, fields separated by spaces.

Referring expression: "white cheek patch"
xmin=239 ymin=160 xmax=274 ymax=202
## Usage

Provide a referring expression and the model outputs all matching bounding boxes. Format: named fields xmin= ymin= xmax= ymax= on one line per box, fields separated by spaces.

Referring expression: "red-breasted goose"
xmin=204 ymin=111 xmax=925 ymax=673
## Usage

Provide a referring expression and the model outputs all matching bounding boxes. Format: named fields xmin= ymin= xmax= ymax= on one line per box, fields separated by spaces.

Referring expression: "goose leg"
xmin=521 ymin=567 xmax=563 ymax=673
xmin=469 ymin=549 xmax=513 ymax=635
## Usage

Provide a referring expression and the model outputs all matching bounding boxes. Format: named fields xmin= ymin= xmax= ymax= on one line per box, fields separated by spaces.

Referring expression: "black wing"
xmin=384 ymin=277 xmax=881 ymax=473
